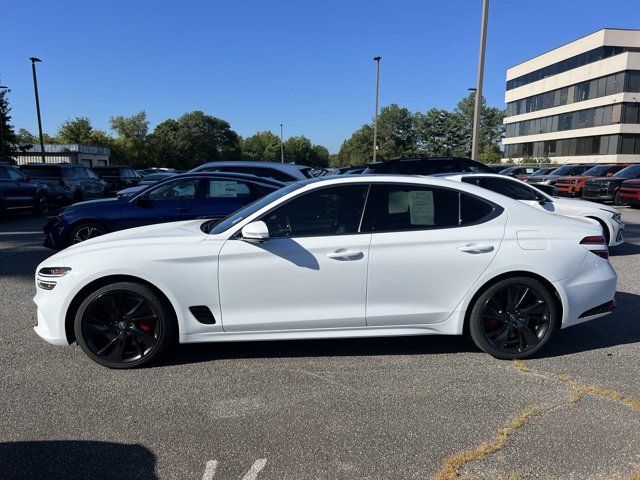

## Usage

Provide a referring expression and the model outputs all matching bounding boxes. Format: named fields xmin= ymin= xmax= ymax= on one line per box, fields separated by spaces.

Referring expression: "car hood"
xmin=527 ymin=174 xmax=559 ymax=182
xmin=585 ymin=176 xmax=627 ymax=185
xmin=56 ymin=197 xmax=126 ymax=215
xmin=552 ymin=196 xmax=617 ymax=215
xmin=55 ymin=219 xmax=209 ymax=259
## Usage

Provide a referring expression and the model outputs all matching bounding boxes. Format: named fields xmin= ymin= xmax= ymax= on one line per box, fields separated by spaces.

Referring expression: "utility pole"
xmin=279 ymin=123 xmax=284 ymax=163
xmin=0 ymin=85 xmax=8 ymax=164
xmin=372 ymin=56 xmax=382 ymax=162
xmin=30 ymin=57 xmax=46 ymax=163
xmin=471 ymin=0 xmax=489 ymax=161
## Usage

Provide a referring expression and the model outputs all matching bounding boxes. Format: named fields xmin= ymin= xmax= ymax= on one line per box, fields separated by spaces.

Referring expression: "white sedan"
xmin=34 ymin=176 xmax=617 ymax=368
xmin=443 ymin=173 xmax=624 ymax=247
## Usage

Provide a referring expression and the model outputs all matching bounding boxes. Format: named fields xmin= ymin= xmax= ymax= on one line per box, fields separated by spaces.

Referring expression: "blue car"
xmin=43 ymin=172 xmax=285 ymax=249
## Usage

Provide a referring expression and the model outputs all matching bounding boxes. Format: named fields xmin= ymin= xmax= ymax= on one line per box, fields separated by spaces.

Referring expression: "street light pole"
xmin=29 ymin=57 xmax=46 ymax=163
xmin=471 ymin=0 xmax=489 ymax=161
xmin=0 ymin=85 xmax=8 ymax=164
xmin=372 ymin=56 xmax=382 ymax=162
xmin=279 ymin=123 xmax=284 ymax=163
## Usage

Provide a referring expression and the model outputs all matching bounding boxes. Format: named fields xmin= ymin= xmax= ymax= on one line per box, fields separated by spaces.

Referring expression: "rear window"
xmin=615 ymin=164 xmax=640 ymax=178
xmin=583 ymin=165 xmax=613 ymax=176
xmin=20 ymin=166 xmax=62 ymax=177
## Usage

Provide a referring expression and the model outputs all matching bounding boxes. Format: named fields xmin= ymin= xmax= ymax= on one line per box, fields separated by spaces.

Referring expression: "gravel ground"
xmin=0 ymin=208 xmax=638 ymax=480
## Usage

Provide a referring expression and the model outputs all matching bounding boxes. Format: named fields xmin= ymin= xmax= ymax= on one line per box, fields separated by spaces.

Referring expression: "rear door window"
xmin=477 ymin=177 xmax=537 ymax=201
xmin=6 ymin=167 xmax=26 ymax=181
xmin=148 ymin=178 xmax=200 ymax=201
xmin=201 ymin=179 xmax=252 ymax=199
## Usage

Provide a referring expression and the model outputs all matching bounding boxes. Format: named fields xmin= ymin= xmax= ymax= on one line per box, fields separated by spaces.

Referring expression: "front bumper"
xmin=33 ymin=270 xmax=78 ymax=346
xmin=582 ymin=186 xmax=615 ymax=201
xmin=42 ymin=217 xmax=69 ymax=250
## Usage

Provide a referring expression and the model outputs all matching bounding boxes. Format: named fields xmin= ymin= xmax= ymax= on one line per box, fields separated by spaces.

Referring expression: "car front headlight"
xmin=38 ymin=267 xmax=72 ymax=277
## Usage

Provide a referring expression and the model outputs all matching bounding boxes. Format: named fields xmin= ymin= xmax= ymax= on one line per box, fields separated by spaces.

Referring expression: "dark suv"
xmin=0 ymin=162 xmax=49 ymax=216
xmin=363 ymin=157 xmax=494 ymax=175
xmin=19 ymin=163 xmax=108 ymax=205
xmin=93 ymin=165 xmax=143 ymax=194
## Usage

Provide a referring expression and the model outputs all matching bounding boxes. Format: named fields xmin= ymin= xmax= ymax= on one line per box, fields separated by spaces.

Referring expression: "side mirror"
xmin=241 ymin=221 xmax=270 ymax=243
xmin=136 ymin=194 xmax=150 ymax=206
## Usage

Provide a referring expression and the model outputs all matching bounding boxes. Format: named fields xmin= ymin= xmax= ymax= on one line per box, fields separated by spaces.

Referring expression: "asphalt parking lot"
xmin=0 ymin=210 xmax=639 ymax=480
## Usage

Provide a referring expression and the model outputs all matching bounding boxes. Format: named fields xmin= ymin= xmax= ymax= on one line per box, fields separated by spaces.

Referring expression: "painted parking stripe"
xmin=201 ymin=459 xmax=266 ymax=479
xmin=241 ymin=459 xmax=267 ymax=480
xmin=201 ymin=460 xmax=218 ymax=480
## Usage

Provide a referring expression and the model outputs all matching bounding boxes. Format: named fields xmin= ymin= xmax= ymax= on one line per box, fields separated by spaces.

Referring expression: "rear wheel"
xmin=614 ymin=192 xmax=625 ymax=206
xmin=68 ymin=222 xmax=108 ymax=244
xmin=469 ymin=277 xmax=558 ymax=359
xmin=74 ymin=282 xmax=175 ymax=368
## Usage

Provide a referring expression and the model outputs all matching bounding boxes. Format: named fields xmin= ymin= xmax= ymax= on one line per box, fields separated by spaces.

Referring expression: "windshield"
xmin=583 ymin=165 xmax=611 ymax=176
xmin=614 ymin=164 xmax=640 ymax=177
xmin=499 ymin=167 xmax=515 ymax=174
xmin=546 ymin=165 xmax=575 ymax=176
xmin=203 ymin=182 xmax=306 ymax=234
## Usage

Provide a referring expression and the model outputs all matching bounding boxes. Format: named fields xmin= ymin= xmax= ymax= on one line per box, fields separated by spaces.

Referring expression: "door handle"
xmin=458 ymin=244 xmax=494 ymax=254
xmin=325 ymin=249 xmax=363 ymax=260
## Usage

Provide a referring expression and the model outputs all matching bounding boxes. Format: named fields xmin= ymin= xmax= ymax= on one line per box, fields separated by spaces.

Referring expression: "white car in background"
xmin=34 ymin=176 xmax=617 ymax=368
xmin=443 ymin=173 xmax=625 ymax=247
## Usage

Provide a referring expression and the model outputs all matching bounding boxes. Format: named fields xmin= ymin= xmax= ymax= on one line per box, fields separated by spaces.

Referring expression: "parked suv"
xmin=93 ymin=165 xmax=143 ymax=194
xmin=525 ymin=164 xmax=593 ymax=186
xmin=582 ymin=164 xmax=640 ymax=203
xmin=555 ymin=164 xmax=628 ymax=197
xmin=363 ymin=157 xmax=493 ymax=175
xmin=0 ymin=162 xmax=49 ymax=216
xmin=19 ymin=163 xmax=108 ymax=205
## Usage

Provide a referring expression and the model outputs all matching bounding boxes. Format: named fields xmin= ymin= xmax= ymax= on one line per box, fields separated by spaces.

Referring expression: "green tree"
xmin=375 ymin=104 xmax=418 ymax=159
xmin=109 ymin=111 xmax=149 ymax=166
xmin=15 ymin=128 xmax=36 ymax=146
xmin=57 ymin=116 xmax=111 ymax=146
xmin=334 ymin=125 xmax=373 ymax=167
xmin=242 ymin=131 xmax=282 ymax=162
xmin=148 ymin=111 xmax=241 ymax=169
xmin=0 ymin=88 xmax=19 ymax=163
xmin=282 ymin=135 xmax=329 ymax=167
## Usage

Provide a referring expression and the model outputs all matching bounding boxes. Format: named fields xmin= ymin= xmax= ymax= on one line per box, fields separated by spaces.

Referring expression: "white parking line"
xmin=241 ymin=459 xmax=267 ymax=480
xmin=201 ymin=459 xmax=267 ymax=479
xmin=201 ymin=460 xmax=218 ymax=480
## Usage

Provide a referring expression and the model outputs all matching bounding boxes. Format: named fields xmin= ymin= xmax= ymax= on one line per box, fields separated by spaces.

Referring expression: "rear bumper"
xmin=556 ymin=253 xmax=617 ymax=329
xmin=618 ymin=190 xmax=640 ymax=205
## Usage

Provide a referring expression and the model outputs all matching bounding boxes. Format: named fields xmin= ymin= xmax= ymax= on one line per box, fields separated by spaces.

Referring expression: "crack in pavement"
xmin=431 ymin=360 xmax=640 ymax=480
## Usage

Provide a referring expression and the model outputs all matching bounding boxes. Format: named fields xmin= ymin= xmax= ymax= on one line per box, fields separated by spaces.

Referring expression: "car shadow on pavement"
xmin=157 ymin=291 xmax=640 ymax=367
xmin=0 ymin=440 xmax=157 ymax=480
xmin=610 ymin=242 xmax=640 ymax=256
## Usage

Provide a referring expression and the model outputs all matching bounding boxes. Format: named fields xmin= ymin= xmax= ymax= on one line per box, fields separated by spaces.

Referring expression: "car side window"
xmin=201 ymin=179 xmax=252 ymax=199
xmin=460 ymin=193 xmax=496 ymax=224
xmin=477 ymin=177 xmax=536 ymax=201
xmin=148 ymin=179 xmax=200 ymax=201
xmin=261 ymin=185 xmax=368 ymax=238
xmin=0 ymin=167 xmax=9 ymax=179
xmin=363 ymin=184 xmax=459 ymax=232
xmin=86 ymin=169 xmax=99 ymax=179
xmin=6 ymin=167 xmax=26 ymax=181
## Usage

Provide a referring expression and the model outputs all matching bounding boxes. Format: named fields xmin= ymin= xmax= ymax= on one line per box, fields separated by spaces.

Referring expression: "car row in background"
xmin=0 ymin=162 xmax=50 ymax=216
xmin=43 ymin=172 xmax=286 ymax=249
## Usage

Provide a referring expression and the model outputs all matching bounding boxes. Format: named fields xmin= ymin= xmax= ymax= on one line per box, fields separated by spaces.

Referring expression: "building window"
xmin=504 ymin=134 xmax=640 ymax=158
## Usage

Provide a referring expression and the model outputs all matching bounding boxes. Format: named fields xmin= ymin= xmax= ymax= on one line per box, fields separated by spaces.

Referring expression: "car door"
xmin=0 ymin=166 xmax=21 ymax=210
xmin=5 ymin=166 xmax=37 ymax=208
xmin=218 ymin=184 xmax=371 ymax=332
xmin=364 ymin=183 xmax=507 ymax=326
xmin=119 ymin=177 xmax=202 ymax=229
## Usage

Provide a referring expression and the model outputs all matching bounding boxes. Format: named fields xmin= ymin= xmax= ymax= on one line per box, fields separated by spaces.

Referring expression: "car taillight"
xmin=580 ymin=235 xmax=608 ymax=259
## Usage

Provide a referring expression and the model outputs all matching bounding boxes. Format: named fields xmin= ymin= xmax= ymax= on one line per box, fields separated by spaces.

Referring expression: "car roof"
xmin=190 ymin=161 xmax=309 ymax=173
xmin=19 ymin=163 xmax=81 ymax=168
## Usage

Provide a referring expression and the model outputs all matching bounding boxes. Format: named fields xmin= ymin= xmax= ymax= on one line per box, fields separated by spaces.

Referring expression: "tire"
xmin=614 ymin=192 xmax=626 ymax=206
xmin=74 ymin=282 xmax=175 ymax=368
xmin=469 ymin=277 xmax=558 ymax=360
xmin=67 ymin=221 xmax=108 ymax=245
xmin=33 ymin=194 xmax=49 ymax=217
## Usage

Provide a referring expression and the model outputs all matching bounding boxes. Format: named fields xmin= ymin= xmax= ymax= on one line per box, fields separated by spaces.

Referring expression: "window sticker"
xmin=409 ymin=190 xmax=434 ymax=225
xmin=210 ymin=181 xmax=239 ymax=198
xmin=388 ymin=191 xmax=409 ymax=214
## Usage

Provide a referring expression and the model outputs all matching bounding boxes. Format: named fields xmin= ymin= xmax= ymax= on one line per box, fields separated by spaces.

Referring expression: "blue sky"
xmin=1 ymin=0 xmax=639 ymax=152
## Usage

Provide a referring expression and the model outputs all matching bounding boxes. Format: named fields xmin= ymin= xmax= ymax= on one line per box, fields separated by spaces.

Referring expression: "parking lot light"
xmin=29 ymin=57 xmax=46 ymax=163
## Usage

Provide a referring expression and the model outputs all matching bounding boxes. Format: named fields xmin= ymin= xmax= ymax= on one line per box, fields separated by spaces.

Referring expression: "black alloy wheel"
xmin=469 ymin=277 xmax=558 ymax=359
xmin=74 ymin=282 xmax=174 ymax=368
xmin=68 ymin=222 xmax=108 ymax=244
xmin=34 ymin=194 xmax=49 ymax=217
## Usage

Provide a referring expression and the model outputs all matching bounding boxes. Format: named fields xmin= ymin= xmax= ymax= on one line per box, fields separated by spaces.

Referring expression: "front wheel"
xmin=74 ymin=282 xmax=175 ymax=368
xmin=33 ymin=194 xmax=49 ymax=217
xmin=469 ymin=277 xmax=558 ymax=360
xmin=68 ymin=222 xmax=108 ymax=244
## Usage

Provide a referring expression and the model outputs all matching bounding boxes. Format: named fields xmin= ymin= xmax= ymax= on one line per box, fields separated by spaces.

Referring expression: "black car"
xmin=19 ymin=163 xmax=108 ymax=205
xmin=0 ymin=162 xmax=49 ymax=216
xmin=363 ymin=157 xmax=494 ymax=175
xmin=93 ymin=165 xmax=143 ymax=194
xmin=499 ymin=165 xmax=543 ymax=177
xmin=582 ymin=164 xmax=640 ymax=203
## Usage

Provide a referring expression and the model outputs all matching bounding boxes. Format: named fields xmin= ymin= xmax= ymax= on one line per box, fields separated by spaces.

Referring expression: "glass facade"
xmin=504 ymin=134 xmax=640 ymax=158
xmin=507 ymin=46 xmax=640 ymax=90
xmin=506 ymin=71 xmax=640 ymax=116
xmin=505 ymin=102 xmax=640 ymax=138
